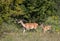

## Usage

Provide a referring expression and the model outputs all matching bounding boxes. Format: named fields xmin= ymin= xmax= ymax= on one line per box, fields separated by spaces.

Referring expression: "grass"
xmin=0 ymin=30 xmax=60 ymax=41
xmin=0 ymin=22 xmax=60 ymax=41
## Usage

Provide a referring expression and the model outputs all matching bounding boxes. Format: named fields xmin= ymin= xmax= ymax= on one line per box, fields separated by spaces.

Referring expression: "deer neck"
xmin=20 ymin=21 xmax=25 ymax=27
xmin=41 ymin=24 xmax=45 ymax=28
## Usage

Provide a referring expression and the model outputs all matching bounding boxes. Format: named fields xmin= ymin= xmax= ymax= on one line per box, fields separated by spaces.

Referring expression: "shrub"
xmin=45 ymin=16 xmax=60 ymax=32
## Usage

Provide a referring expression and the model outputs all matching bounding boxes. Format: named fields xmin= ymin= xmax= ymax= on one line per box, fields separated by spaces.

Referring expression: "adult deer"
xmin=40 ymin=23 xmax=52 ymax=33
xmin=17 ymin=19 xmax=38 ymax=33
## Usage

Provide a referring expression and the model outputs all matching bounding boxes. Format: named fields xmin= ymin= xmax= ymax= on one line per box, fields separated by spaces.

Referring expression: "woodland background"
xmin=0 ymin=0 xmax=60 ymax=41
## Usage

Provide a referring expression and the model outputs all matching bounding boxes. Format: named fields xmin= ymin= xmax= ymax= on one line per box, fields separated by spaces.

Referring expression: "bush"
xmin=0 ymin=21 xmax=20 ymax=36
xmin=45 ymin=16 xmax=60 ymax=32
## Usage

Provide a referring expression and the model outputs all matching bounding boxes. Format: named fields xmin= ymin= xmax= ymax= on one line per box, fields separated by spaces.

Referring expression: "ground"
xmin=0 ymin=31 xmax=60 ymax=41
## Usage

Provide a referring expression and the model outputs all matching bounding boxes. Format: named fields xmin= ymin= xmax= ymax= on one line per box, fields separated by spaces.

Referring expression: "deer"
xmin=16 ymin=19 xmax=38 ymax=33
xmin=40 ymin=23 xmax=52 ymax=33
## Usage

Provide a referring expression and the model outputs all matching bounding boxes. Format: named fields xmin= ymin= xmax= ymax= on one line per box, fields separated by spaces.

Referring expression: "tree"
xmin=21 ymin=0 xmax=57 ymax=22
xmin=0 ymin=0 xmax=57 ymax=24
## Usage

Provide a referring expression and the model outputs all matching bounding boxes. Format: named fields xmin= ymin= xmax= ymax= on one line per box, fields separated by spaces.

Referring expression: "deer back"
xmin=24 ymin=23 xmax=38 ymax=29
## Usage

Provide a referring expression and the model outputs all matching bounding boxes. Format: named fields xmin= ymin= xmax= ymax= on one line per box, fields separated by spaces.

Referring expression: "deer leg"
xmin=23 ymin=28 xmax=26 ymax=33
xmin=43 ymin=29 xmax=47 ymax=33
xmin=43 ymin=30 xmax=46 ymax=33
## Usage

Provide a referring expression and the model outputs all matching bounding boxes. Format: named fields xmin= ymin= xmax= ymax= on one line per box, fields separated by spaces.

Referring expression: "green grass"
xmin=0 ymin=22 xmax=60 ymax=41
xmin=0 ymin=30 xmax=60 ymax=41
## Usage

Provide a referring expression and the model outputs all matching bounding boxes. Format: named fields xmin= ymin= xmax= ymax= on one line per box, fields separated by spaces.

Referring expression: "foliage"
xmin=45 ymin=16 xmax=60 ymax=32
xmin=0 ymin=0 xmax=59 ymax=35
xmin=21 ymin=0 xmax=57 ymax=22
xmin=0 ymin=0 xmax=57 ymax=24
xmin=0 ymin=21 xmax=19 ymax=36
xmin=45 ymin=16 xmax=59 ymax=24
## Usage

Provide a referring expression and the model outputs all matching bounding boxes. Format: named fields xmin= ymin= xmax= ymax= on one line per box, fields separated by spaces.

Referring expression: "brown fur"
xmin=40 ymin=24 xmax=51 ymax=33
xmin=17 ymin=20 xmax=38 ymax=33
